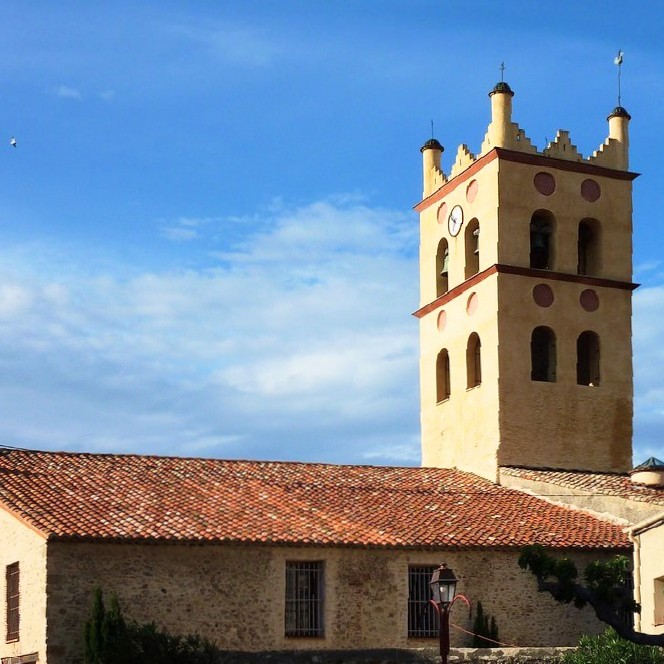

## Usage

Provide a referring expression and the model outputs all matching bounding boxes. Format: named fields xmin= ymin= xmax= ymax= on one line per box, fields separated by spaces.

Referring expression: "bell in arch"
xmin=440 ymin=248 xmax=449 ymax=276
xmin=473 ymin=228 xmax=480 ymax=255
xmin=531 ymin=232 xmax=547 ymax=251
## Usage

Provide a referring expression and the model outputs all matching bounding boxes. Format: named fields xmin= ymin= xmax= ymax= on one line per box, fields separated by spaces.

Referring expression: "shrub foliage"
xmin=519 ymin=545 xmax=664 ymax=647
xmin=83 ymin=588 xmax=218 ymax=664
xmin=471 ymin=600 xmax=499 ymax=647
xmin=561 ymin=627 xmax=664 ymax=664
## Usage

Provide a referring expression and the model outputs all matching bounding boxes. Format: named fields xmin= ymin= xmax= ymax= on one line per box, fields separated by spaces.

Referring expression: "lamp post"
xmin=429 ymin=563 xmax=471 ymax=664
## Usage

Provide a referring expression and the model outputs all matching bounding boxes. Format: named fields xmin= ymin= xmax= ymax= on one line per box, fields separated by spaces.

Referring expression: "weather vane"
xmin=614 ymin=50 xmax=624 ymax=106
xmin=500 ymin=62 xmax=505 ymax=82
xmin=431 ymin=119 xmax=435 ymax=139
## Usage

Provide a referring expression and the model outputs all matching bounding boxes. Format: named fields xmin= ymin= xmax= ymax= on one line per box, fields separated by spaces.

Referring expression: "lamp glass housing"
xmin=430 ymin=564 xmax=458 ymax=606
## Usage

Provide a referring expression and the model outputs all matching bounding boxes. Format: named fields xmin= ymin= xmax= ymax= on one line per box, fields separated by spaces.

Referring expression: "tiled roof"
xmin=0 ymin=448 xmax=629 ymax=550
xmin=501 ymin=466 xmax=664 ymax=506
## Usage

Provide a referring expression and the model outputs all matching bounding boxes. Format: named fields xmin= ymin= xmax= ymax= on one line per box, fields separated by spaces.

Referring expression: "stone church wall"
xmin=45 ymin=541 xmax=612 ymax=664
xmin=197 ymin=646 xmax=571 ymax=663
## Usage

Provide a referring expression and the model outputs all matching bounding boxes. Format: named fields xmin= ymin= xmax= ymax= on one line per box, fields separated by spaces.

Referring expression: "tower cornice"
xmin=414 ymin=147 xmax=640 ymax=213
xmin=412 ymin=263 xmax=638 ymax=319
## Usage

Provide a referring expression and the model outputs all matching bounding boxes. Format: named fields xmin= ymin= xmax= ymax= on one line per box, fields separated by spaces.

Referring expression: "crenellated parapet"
xmin=449 ymin=144 xmax=476 ymax=179
xmin=543 ymin=130 xmax=581 ymax=161
xmin=420 ymin=82 xmax=632 ymax=197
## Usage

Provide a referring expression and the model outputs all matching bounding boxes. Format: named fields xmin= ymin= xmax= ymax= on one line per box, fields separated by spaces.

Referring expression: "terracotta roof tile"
xmin=0 ymin=449 xmax=629 ymax=550
xmin=501 ymin=466 xmax=664 ymax=506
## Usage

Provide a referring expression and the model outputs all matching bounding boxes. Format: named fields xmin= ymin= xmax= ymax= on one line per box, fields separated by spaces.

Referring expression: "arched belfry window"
xmin=530 ymin=211 xmax=555 ymax=270
xmin=531 ymin=326 xmax=556 ymax=382
xmin=577 ymin=218 xmax=601 ymax=276
xmin=466 ymin=333 xmax=481 ymax=389
xmin=436 ymin=349 xmax=451 ymax=402
xmin=577 ymin=331 xmax=600 ymax=386
xmin=464 ymin=219 xmax=480 ymax=279
xmin=436 ymin=238 xmax=449 ymax=296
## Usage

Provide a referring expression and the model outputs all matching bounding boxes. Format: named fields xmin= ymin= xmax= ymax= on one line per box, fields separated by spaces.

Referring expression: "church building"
xmin=1 ymin=78 xmax=663 ymax=664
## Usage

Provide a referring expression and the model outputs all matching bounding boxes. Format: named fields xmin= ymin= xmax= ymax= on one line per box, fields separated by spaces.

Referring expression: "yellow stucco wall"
xmin=496 ymin=272 xmax=633 ymax=473
xmin=630 ymin=517 xmax=664 ymax=635
xmin=419 ymin=272 xmax=501 ymax=481
xmin=44 ymin=541 xmax=612 ymax=663
xmin=495 ymin=161 xmax=633 ymax=280
xmin=418 ymin=158 xmax=502 ymax=481
xmin=0 ymin=508 xmax=48 ymax=663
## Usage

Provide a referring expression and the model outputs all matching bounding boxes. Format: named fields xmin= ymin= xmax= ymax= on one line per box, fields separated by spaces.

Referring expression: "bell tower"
xmin=415 ymin=81 xmax=637 ymax=482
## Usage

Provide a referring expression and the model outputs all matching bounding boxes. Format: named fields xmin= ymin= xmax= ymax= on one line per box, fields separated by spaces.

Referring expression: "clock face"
xmin=448 ymin=205 xmax=464 ymax=237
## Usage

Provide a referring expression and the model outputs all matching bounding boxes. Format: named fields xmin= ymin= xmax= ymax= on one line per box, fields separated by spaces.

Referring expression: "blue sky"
xmin=0 ymin=1 xmax=662 ymax=466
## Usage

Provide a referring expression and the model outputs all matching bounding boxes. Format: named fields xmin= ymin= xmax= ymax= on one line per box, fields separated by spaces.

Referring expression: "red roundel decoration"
xmin=534 ymin=172 xmax=556 ymax=196
xmin=581 ymin=179 xmax=601 ymax=202
xmin=580 ymin=289 xmax=599 ymax=312
xmin=466 ymin=179 xmax=478 ymax=203
xmin=466 ymin=292 xmax=478 ymax=315
xmin=533 ymin=284 xmax=554 ymax=308
xmin=437 ymin=202 xmax=448 ymax=225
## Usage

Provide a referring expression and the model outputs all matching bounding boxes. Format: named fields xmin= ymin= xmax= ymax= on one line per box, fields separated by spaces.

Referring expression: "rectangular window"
xmin=408 ymin=565 xmax=438 ymax=637
xmin=6 ymin=563 xmax=19 ymax=642
xmin=655 ymin=575 xmax=664 ymax=627
xmin=285 ymin=561 xmax=324 ymax=637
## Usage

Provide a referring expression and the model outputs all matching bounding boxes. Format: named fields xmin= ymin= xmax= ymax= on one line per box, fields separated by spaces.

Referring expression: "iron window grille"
xmin=285 ymin=561 xmax=324 ymax=637
xmin=6 ymin=563 xmax=19 ymax=642
xmin=408 ymin=565 xmax=438 ymax=638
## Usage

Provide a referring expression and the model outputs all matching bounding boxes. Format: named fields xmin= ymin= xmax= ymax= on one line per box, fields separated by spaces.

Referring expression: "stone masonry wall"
xmin=45 ymin=542 xmax=612 ymax=664
xmin=196 ymin=646 xmax=572 ymax=663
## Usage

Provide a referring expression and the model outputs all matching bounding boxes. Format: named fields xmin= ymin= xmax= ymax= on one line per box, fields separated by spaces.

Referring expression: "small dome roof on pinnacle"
xmin=608 ymin=105 xmax=631 ymax=120
xmin=489 ymin=81 xmax=514 ymax=97
xmin=420 ymin=138 xmax=443 ymax=153
xmin=633 ymin=456 xmax=664 ymax=471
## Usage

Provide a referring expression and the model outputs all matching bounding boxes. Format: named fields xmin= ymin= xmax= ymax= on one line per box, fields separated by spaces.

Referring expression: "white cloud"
xmin=0 ymin=284 xmax=33 ymax=319
xmin=55 ymin=85 xmax=82 ymax=100
xmin=170 ymin=24 xmax=282 ymax=68
xmin=0 ymin=198 xmax=419 ymax=465
xmin=161 ymin=227 xmax=199 ymax=242
xmin=362 ymin=439 xmax=420 ymax=464
xmin=99 ymin=90 xmax=115 ymax=101
xmin=5 ymin=196 xmax=659 ymax=467
xmin=633 ymin=285 xmax=664 ymax=463
xmin=635 ymin=259 xmax=661 ymax=275
xmin=160 ymin=216 xmax=220 ymax=242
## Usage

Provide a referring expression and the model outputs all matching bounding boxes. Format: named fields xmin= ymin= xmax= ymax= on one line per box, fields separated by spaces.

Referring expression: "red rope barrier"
xmin=449 ymin=621 xmax=520 ymax=648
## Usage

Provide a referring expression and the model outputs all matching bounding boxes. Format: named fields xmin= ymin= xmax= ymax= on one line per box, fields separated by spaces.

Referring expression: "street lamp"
xmin=429 ymin=563 xmax=471 ymax=664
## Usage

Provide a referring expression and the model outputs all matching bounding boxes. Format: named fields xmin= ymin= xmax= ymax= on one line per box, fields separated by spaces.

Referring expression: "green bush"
xmin=84 ymin=589 xmax=218 ymax=664
xmin=472 ymin=600 xmax=499 ymax=647
xmin=561 ymin=628 xmax=664 ymax=664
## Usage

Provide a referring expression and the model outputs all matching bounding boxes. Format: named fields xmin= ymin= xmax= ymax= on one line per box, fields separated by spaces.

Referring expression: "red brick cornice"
xmin=412 ymin=264 xmax=638 ymax=319
xmin=414 ymin=148 xmax=640 ymax=213
xmin=413 ymin=265 xmax=498 ymax=318
xmin=494 ymin=148 xmax=640 ymax=181
xmin=414 ymin=150 xmax=499 ymax=213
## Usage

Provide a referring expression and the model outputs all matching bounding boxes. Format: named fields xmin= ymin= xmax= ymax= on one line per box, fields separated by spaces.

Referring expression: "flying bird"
xmin=9 ymin=137 xmax=16 ymax=148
